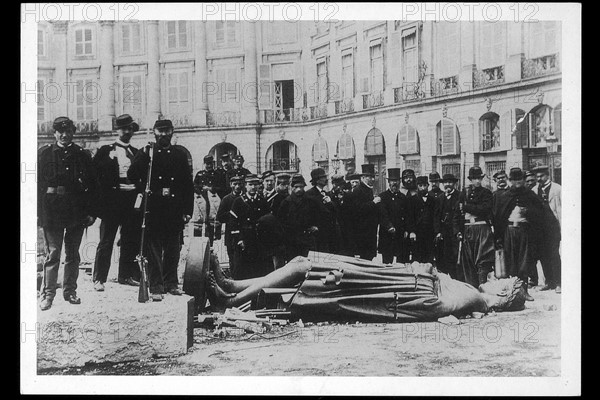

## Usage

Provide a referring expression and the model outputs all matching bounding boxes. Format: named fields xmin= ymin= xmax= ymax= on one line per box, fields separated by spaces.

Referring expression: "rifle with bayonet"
xmin=136 ymin=143 xmax=155 ymax=303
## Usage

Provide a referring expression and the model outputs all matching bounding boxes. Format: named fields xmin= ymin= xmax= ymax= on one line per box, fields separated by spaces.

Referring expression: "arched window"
xmin=530 ymin=104 xmax=553 ymax=147
xmin=479 ymin=112 xmax=500 ymax=151
xmin=397 ymin=125 xmax=419 ymax=155
xmin=337 ymin=134 xmax=355 ymax=160
xmin=312 ymin=136 xmax=329 ymax=173
xmin=364 ymin=128 xmax=385 ymax=156
xmin=436 ymin=118 xmax=460 ymax=155
xmin=553 ymin=103 xmax=561 ymax=143
xmin=266 ymin=140 xmax=299 ymax=172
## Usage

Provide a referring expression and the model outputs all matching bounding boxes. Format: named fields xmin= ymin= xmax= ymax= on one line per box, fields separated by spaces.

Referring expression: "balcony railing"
xmin=74 ymin=119 xmax=98 ymax=134
xmin=37 ymin=120 xmax=54 ymax=135
xmin=262 ymin=108 xmax=310 ymax=124
xmin=206 ymin=111 xmax=241 ymax=127
xmin=481 ymin=131 xmax=501 ymax=152
xmin=362 ymin=91 xmax=384 ymax=110
xmin=431 ymin=76 xmax=459 ymax=97
xmin=268 ymin=157 xmax=300 ymax=172
xmin=473 ymin=66 xmax=505 ymax=88
xmin=522 ymin=53 xmax=560 ymax=79
xmin=310 ymin=103 xmax=328 ymax=119
xmin=394 ymin=85 xmax=426 ymax=104
xmin=334 ymin=98 xmax=355 ymax=115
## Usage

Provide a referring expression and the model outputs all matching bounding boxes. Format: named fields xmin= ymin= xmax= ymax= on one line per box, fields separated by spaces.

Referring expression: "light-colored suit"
xmin=533 ymin=181 xmax=561 ymax=224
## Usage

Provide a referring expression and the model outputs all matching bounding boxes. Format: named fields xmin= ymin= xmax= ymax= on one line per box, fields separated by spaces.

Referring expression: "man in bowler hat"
xmin=428 ymin=172 xmax=443 ymax=199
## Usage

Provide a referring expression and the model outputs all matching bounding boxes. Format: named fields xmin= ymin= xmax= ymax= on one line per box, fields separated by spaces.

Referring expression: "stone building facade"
xmin=37 ymin=20 xmax=562 ymax=191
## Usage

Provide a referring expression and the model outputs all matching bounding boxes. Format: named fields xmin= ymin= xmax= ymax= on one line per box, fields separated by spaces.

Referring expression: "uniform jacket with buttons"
xmin=91 ymin=142 xmax=139 ymax=220
xmin=491 ymin=186 xmax=544 ymax=242
xmin=229 ymin=193 xmax=270 ymax=257
xmin=433 ymin=189 xmax=461 ymax=237
xmin=455 ymin=186 xmax=493 ymax=233
xmin=38 ymin=143 xmax=97 ymax=228
xmin=216 ymin=191 xmax=242 ymax=247
xmin=276 ymin=192 xmax=321 ymax=249
xmin=127 ymin=144 xmax=194 ymax=233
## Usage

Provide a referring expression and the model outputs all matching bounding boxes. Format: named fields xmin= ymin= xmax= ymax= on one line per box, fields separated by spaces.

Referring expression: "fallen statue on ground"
xmin=202 ymin=251 xmax=526 ymax=323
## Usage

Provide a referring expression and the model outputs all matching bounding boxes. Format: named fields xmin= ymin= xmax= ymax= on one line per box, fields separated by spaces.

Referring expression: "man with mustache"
xmin=399 ymin=169 xmax=418 ymax=197
xmin=433 ymin=173 xmax=462 ymax=277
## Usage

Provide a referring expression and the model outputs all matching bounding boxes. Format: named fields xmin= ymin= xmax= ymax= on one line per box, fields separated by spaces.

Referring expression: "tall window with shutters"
xmin=479 ymin=22 xmax=505 ymax=70
xmin=553 ymin=104 xmax=561 ymax=144
xmin=402 ymin=30 xmax=418 ymax=85
xmin=312 ymin=136 xmax=329 ymax=172
xmin=167 ymin=70 xmax=190 ymax=115
xmin=341 ymin=52 xmax=354 ymax=100
xmin=529 ymin=21 xmax=558 ymax=58
xmin=337 ymin=134 xmax=355 ymax=161
xmin=397 ymin=125 xmax=419 ymax=155
xmin=166 ymin=21 xmax=188 ymax=50
xmin=74 ymin=27 xmax=94 ymax=56
xmin=316 ymin=59 xmax=328 ymax=104
xmin=121 ymin=74 xmax=144 ymax=122
xmin=370 ymin=43 xmax=384 ymax=93
xmin=37 ymin=79 xmax=47 ymax=122
xmin=436 ymin=118 xmax=460 ymax=155
xmin=121 ymin=22 xmax=142 ymax=55
xmin=38 ymin=29 xmax=46 ymax=57
xmin=215 ymin=21 xmax=239 ymax=47
xmin=74 ymin=79 xmax=97 ymax=121
xmin=435 ymin=22 xmax=460 ymax=80
xmin=479 ymin=112 xmax=501 ymax=151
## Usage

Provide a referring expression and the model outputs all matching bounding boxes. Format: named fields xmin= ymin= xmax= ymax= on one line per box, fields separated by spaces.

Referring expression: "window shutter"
xmin=390 ymin=31 xmax=402 ymax=87
xmin=258 ymin=64 xmax=272 ymax=110
xmin=358 ymin=42 xmax=370 ymax=94
xmin=553 ymin=105 xmax=561 ymax=142
xmin=499 ymin=110 xmax=512 ymax=150
xmin=493 ymin=22 xmax=505 ymax=67
xmin=398 ymin=126 xmax=408 ymax=154
xmin=329 ymin=53 xmax=341 ymax=101
xmin=514 ymin=109 xmax=527 ymax=149
xmin=441 ymin=119 xmax=458 ymax=155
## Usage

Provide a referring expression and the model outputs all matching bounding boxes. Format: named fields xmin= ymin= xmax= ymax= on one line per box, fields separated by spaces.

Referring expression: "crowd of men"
xmin=37 ymin=114 xmax=562 ymax=311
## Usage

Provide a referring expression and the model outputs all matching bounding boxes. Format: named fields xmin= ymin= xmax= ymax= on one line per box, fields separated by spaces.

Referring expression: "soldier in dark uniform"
xmin=91 ymin=114 xmax=141 ymax=292
xmin=215 ymin=154 xmax=233 ymax=198
xmin=433 ymin=173 xmax=462 ymax=278
xmin=352 ymin=164 xmax=381 ymax=260
xmin=262 ymin=170 xmax=277 ymax=205
xmin=270 ymin=173 xmax=291 ymax=214
xmin=194 ymin=155 xmax=221 ymax=197
xmin=229 ymin=174 xmax=272 ymax=279
xmin=276 ymin=174 xmax=321 ymax=260
xmin=216 ymin=174 xmax=245 ymax=277
xmin=333 ymin=180 xmax=356 ymax=256
xmin=428 ymin=172 xmax=443 ymax=199
xmin=524 ymin=169 xmax=539 ymax=286
xmin=127 ymin=119 xmax=194 ymax=301
xmin=377 ymin=168 xmax=409 ymax=264
xmin=492 ymin=168 xmax=543 ymax=301
xmin=456 ymin=167 xmax=495 ymax=287
xmin=226 ymin=154 xmax=252 ymax=185
xmin=305 ymin=168 xmax=336 ymax=253
xmin=38 ymin=117 xmax=97 ymax=310
xmin=407 ymin=176 xmax=437 ymax=264
xmin=399 ymin=169 xmax=418 ymax=197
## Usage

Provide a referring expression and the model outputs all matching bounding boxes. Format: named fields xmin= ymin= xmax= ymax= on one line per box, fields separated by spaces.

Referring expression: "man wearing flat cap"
xmin=433 ymin=173 xmax=462 ymax=277
xmin=399 ymin=169 xmax=418 ymax=197
xmin=491 ymin=167 xmax=544 ymax=301
xmin=277 ymin=174 xmax=321 ymax=260
xmin=90 ymin=114 xmax=142 ymax=292
xmin=127 ymin=119 xmax=194 ymax=301
xmin=305 ymin=168 xmax=337 ymax=253
xmin=38 ymin=117 xmax=98 ymax=310
xmin=428 ymin=172 xmax=443 ymax=199
xmin=215 ymin=154 xmax=233 ymax=198
xmin=351 ymin=164 xmax=381 ymax=260
xmin=262 ymin=170 xmax=277 ymax=206
xmin=456 ymin=166 xmax=495 ymax=287
xmin=407 ymin=176 xmax=437 ymax=263
xmin=532 ymin=165 xmax=562 ymax=293
xmin=377 ymin=168 xmax=410 ymax=264
xmin=269 ymin=173 xmax=291 ymax=214
xmin=493 ymin=170 xmax=509 ymax=193
xmin=216 ymin=174 xmax=245 ymax=276
xmin=229 ymin=174 xmax=271 ymax=279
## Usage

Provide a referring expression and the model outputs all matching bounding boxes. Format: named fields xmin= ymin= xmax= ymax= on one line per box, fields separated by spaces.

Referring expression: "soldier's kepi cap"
xmin=509 ymin=167 xmax=524 ymax=181
xmin=524 ymin=170 xmax=535 ymax=178
xmin=262 ymin=170 xmax=275 ymax=179
xmin=221 ymin=154 xmax=231 ymax=160
xmin=232 ymin=154 xmax=244 ymax=161
xmin=245 ymin=174 xmax=261 ymax=184
xmin=429 ymin=172 xmax=441 ymax=182
xmin=416 ymin=176 xmax=429 ymax=185
xmin=153 ymin=119 xmax=173 ymax=131
xmin=53 ymin=116 xmax=75 ymax=132
xmin=493 ymin=170 xmax=507 ymax=179
xmin=203 ymin=155 xmax=214 ymax=164
xmin=276 ymin=173 xmax=291 ymax=183
xmin=386 ymin=168 xmax=401 ymax=180
xmin=468 ymin=166 xmax=485 ymax=180
xmin=229 ymin=174 xmax=245 ymax=183
xmin=114 ymin=114 xmax=139 ymax=132
xmin=531 ymin=165 xmax=550 ymax=175
xmin=291 ymin=174 xmax=306 ymax=187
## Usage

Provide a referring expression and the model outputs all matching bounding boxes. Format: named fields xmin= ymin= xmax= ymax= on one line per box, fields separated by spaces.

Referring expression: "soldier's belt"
xmin=507 ymin=220 xmax=529 ymax=227
xmin=46 ymin=186 xmax=67 ymax=195
xmin=464 ymin=218 xmax=487 ymax=225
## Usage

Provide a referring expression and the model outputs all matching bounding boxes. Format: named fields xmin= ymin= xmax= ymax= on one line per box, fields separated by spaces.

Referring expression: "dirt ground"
xmin=37 ymin=223 xmax=561 ymax=377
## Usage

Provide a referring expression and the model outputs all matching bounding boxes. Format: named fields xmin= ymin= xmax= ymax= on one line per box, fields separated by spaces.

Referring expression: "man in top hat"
xmin=377 ymin=168 xmax=410 ymax=264
xmin=127 ymin=119 xmax=194 ymax=301
xmin=192 ymin=155 xmax=222 ymax=246
xmin=215 ymin=154 xmax=233 ymax=198
xmin=270 ymin=173 xmax=291 ymax=214
xmin=407 ymin=176 xmax=437 ymax=263
xmin=351 ymin=164 xmax=381 ymax=260
xmin=216 ymin=174 xmax=246 ymax=276
xmin=455 ymin=166 xmax=495 ymax=287
xmin=400 ymin=169 xmax=418 ymax=197
xmin=492 ymin=167 xmax=543 ymax=301
xmin=91 ymin=114 xmax=142 ymax=292
xmin=305 ymin=168 xmax=337 ymax=253
xmin=262 ymin=170 xmax=277 ymax=205
xmin=229 ymin=174 xmax=271 ymax=279
xmin=428 ymin=172 xmax=443 ymax=199
xmin=277 ymin=174 xmax=321 ymax=260
xmin=532 ymin=165 xmax=562 ymax=293
xmin=38 ymin=117 xmax=98 ymax=310
xmin=433 ymin=173 xmax=462 ymax=277
xmin=226 ymin=154 xmax=252 ymax=186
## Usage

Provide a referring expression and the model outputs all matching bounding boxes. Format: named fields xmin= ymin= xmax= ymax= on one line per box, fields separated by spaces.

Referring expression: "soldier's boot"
xmin=523 ymin=283 xmax=535 ymax=302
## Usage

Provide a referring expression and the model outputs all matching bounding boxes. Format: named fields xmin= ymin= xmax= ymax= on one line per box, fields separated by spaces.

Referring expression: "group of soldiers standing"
xmin=37 ymin=114 xmax=562 ymax=311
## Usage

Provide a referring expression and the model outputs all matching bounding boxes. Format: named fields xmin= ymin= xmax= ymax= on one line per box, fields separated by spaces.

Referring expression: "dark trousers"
xmin=226 ymin=245 xmax=236 ymax=277
xmin=93 ymin=212 xmax=141 ymax=283
xmin=145 ymin=230 xmax=181 ymax=294
xmin=458 ymin=224 xmax=495 ymax=287
xmin=504 ymin=224 xmax=536 ymax=283
xmin=438 ymin=227 xmax=459 ymax=278
xmin=412 ymin=228 xmax=435 ymax=264
xmin=539 ymin=236 xmax=561 ymax=287
xmin=41 ymin=225 xmax=85 ymax=300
